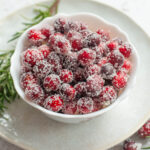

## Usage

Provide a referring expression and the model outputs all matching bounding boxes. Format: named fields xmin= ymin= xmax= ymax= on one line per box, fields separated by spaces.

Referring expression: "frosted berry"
xmin=112 ymin=70 xmax=128 ymax=89
xmin=73 ymin=68 xmax=85 ymax=82
xmin=123 ymin=140 xmax=142 ymax=150
xmin=60 ymin=83 xmax=76 ymax=101
xmin=119 ymin=43 xmax=132 ymax=58
xmin=62 ymin=101 xmax=77 ymax=114
xmin=40 ymin=26 xmax=54 ymax=39
xmin=20 ymin=72 xmax=38 ymax=89
xmin=79 ymin=22 xmax=88 ymax=30
xmin=97 ymin=57 xmax=108 ymax=67
xmin=92 ymin=98 xmax=102 ymax=112
xmin=43 ymin=74 xmax=61 ymax=92
xmin=77 ymin=97 xmax=93 ymax=114
xmin=122 ymin=59 xmax=132 ymax=73
xmin=138 ymin=120 xmax=150 ymax=138
xmin=84 ymin=64 xmax=100 ymax=78
xmin=86 ymin=74 xmax=104 ymax=97
xmin=44 ymin=95 xmax=63 ymax=112
xmin=101 ymin=63 xmax=116 ymax=80
xmin=49 ymin=33 xmax=71 ymax=55
xmin=68 ymin=21 xmax=80 ymax=31
xmin=108 ymin=50 xmax=124 ymax=69
xmin=59 ymin=69 xmax=73 ymax=83
xmin=22 ymin=48 xmax=44 ymax=68
xmin=96 ymin=29 xmax=110 ymax=42
xmin=33 ymin=60 xmax=51 ymax=79
xmin=80 ymin=29 xmax=91 ymax=38
xmin=74 ymin=82 xmax=86 ymax=97
xmin=78 ymin=48 xmax=96 ymax=66
xmin=107 ymin=41 xmax=117 ymax=51
xmin=54 ymin=17 xmax=68 ymax=33
xmin=25 ymin=83 xmax=44 ymax=102
xmin=38 ymin=44 xmax=51 ymax=59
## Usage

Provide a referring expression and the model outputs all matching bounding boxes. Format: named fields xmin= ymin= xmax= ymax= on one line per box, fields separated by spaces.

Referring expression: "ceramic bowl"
xmin=10 ymin=13 xmax=139 ymax=123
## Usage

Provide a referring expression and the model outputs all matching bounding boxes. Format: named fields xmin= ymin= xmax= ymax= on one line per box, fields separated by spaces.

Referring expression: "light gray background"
xmin=0 ymin=0 xmax=150 ymax=149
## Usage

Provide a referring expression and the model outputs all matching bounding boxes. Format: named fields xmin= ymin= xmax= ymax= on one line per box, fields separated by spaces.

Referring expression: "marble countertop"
xmin=0 ymin=0 xmax=150 ymax=149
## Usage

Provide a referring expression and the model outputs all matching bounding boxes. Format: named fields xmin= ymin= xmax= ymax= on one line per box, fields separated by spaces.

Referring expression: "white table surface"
xmin=0 ymin=0 xmax=150 ymax=149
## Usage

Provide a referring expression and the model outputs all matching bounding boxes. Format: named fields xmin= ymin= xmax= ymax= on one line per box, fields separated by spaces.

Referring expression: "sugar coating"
xmin=62 ymin=101 xmax=77 ymax=114
xmin=59 ymin=69 xmax=73 ymax=83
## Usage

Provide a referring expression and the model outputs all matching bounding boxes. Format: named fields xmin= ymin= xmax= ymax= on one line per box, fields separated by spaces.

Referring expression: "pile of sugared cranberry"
xmin=20 ymin=17 xmax=132 ymax=115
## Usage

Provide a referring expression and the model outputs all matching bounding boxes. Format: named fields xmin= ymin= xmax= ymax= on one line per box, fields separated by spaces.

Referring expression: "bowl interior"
xmin=10 ymin=13 xmax=138 ymax=120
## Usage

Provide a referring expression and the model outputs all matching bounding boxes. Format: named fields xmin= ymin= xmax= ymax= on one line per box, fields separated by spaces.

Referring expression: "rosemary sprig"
xmin=8 ymin=0 xmax=59 ymax=42
xmin=0 ymin=50 xmax=18 ymax=113
xmin=142 ymin=147 xmax=150 ymax=149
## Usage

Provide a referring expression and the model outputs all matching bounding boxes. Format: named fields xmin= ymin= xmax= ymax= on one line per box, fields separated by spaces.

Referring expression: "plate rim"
xmin=0 ymin=0 xmax=150 ymax=149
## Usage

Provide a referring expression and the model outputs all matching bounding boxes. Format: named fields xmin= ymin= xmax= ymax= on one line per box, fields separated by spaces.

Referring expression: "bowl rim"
xmin=10 ymin=12 xmax=139 ymax=119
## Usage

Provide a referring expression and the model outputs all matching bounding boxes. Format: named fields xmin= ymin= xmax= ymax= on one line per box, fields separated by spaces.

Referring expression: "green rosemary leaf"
xmin=142 ymin=147 xmax=150 ymax=149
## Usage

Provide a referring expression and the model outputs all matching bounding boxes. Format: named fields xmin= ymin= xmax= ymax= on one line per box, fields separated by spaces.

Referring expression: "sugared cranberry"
xmin=84 ymin=64 xmax=100 ymax=78
xmin=78 ymin=48 xmax=96 ymax=66
xmin=79 ymin=22 xmax=88 ymax=30
xmin=63 ymin=55 xmax=78 ymax=71
xmin=62 ymin=101 xmax=77 ymax=114
xmin=119 ymin=43 xmax=132 ymax=58
xmin=112 ymin=70 xmax=128 ymax=89
xmin=40 ymin=26 xmax=54 ymax=39
xmin=77 ymin=97 xmax=93 ymax=114
xmin=33 ymin=60 xmax=51 ymax=79
xmin=68 ymin=21 xmax=80 ymax=31
xmin=86 ymin=74 xmax=104 ymax=97
xmin=97 ymin=57 xmax=108 ymax=67
xmin=138 ymin=120 xmax=150 ymax=138
xmin=74 ymin=82 xmax=86 ymax=97
xmin=43 ymin=74 xmax=61 ymax=92
xmin=83 ymin=33 xmax=101 ymax=47
xmin=122 ymin=59 xmax=132 ymax=73
xmin=99 ymin=86 xmax=117 ymax=105
xmin=22 ymin=48 xmax=44 ymax=68
xmin=38 ymin=44 xmax=51 ymax=59
xmin=108 ymin=50 xmax=124 ymax=69
xmin=73 ymin=68 xmax=85 ymax=82
xmin=54 ymin=18 xmax=68 ymax=33
xmin=48 ymin=52 xmax=62 ymax=74
xmin=96 ymin=29 xmax=110 ymax=42
xmin=123 ymin=140 xmax=142 ymax=150
xmin=28 ymin=29 xmax=45 ymax=45
xmin=20 ymin=72 xmax=38 ymax=89
xmin=80 ymin=29 xmax=91 ymax=38
xmin=59 ymin=69 xmax=73 ymax=83
xmin=107 ymin=41 xmax=117 ymax=51
xmin=49 ymin=33 xmax=71 ymax=55
xmin=101 ymin=63 xmax=116 ymax=80
xmin=44 ymin=95 xmax=63 ymax=112
xmin=20 ymin=66 xmax=31 ymax=74
xmin=92 ymin=98 xmax=102 ymax=112
xmin=25 ymin=83 xmax=44 ymax=102
xmin=60 ymin=83 xmax=76 ymax=101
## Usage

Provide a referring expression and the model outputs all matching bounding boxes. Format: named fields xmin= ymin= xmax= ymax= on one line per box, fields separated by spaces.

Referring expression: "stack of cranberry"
xmin=20 ymin=17 xmax=132 ymax=115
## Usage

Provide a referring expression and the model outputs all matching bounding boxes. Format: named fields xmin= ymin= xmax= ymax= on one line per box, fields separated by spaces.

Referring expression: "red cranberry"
xmin=60 ymin=83 xmax=76 ymax=101
xmin=38 ymin=44 xmax=51 ymax=59
xmin=77 ymin=97 xmax=93 ymax=114
xmin=33 ymin=60 xmax=52 ymax=79
xmin=97 ymin=29 xmax=110 ymax=42
xmin=54 ymin=18 xmax=68 ymax=33
xmin=63 ymin=55 xmax=79 ymax=71
xmin=49 ymin=33 xmax=71 ymax=55
xmin=25 ymin=83 xmax=44 ymax=102
xmin=138 ymin=120 xmax=150 ymax=138
xmin=78 ymin=48 xmax=96 ymax=66
xmin=84 ymin=64 xmax=100 ymax=78
xmin=80 ymin=29 xmax=92 ymax=38
xmin=112 ymin=70 xmax=128 ymax=89
xmin=86 ymin=74 xmax=104 ymax=97
xmin=74 ymin=82 xmax=86 ymax=97
xmin=122 ymin=59 xmax=132 ymax=73
xmin=107 ymin=41 xmax=117 ymax=51
xmin=28 ymin=29 xmax=45 ymax=45
xmin=22 ymin=48 xmax=44 ymax=68
xmin=59 ymin=69 xmax=73 ymax=83
xmin=99 ymin=86 xmax=117 ymax=104
xmin=83 ymin=33 xmax=101 ymax=47
xmin=123 ymin=140 xmax=142 ymax=150
xmin=20 ymin=72 xmax=38 ymax=89
xmin=119 ymin=43 xmax=132 ymax=58
xmin=44 ymin=95 xmax=63 ymax=112
xmin=68 ymin=21 xmax=80 ymax=31
xmin=40 ymin=26 xmax=54 ymax=39
xmin=73 ymin=68 xmax=85 ymax=82
xmin=108 ymin=50 xmax=124 ymax=69
xmin=79 ymin=22 xmax=88 ymax=30
xmin=112 ymin=38 xmax=123 ymax=45
xmin=20 ymin=66 xmax=31 ymax=74
xmin=43 ymin=74 xmax=61 ymax=92
xmin=97 ymin=57 xmax=108 ymax=67
xmin=92 ymin=98 xmax=102 ymax=112
xmin=101 ymin=63 xmax=116 ymax=80
xmin=62 ymin=101 xmax=77 ymax=114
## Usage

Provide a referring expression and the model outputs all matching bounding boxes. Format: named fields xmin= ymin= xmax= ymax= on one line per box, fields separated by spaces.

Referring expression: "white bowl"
xmin=10 ymin=13 xmax=139 ymax=124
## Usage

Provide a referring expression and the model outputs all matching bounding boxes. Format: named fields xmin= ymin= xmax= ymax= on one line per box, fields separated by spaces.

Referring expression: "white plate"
xmin=0 ymin=0 xmax=150 ymax=149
